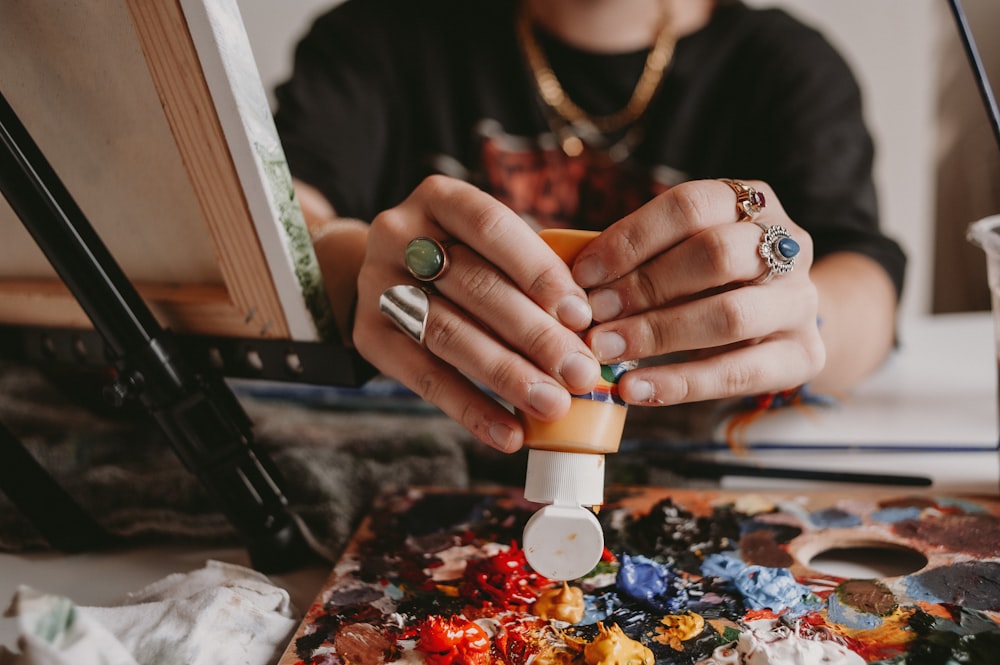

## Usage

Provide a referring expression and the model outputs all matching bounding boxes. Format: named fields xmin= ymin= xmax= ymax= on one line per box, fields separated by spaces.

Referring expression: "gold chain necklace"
xmin=516 ymin=1 xmax=676 ymax=157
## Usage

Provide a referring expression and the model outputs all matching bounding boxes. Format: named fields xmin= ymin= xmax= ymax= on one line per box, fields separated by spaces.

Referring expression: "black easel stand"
xmin=0 ymin=90 xmax=315 ymax=573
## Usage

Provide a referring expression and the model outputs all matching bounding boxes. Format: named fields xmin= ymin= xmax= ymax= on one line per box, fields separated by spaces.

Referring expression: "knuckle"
xmin=416 ymin=173 xmax=455 ymax=200
xmin=424 ymin=311 xmax=463 ymax=354
xmin=717 ymin=292 xmax=755 ymax=339
xmin=614 ymin=228 xmax=644 ymax=267
xmin=700 ymin=228 xmax=738 ymax=277
xmin=371 ymin=205 xmax=408 ymax=238
xmin=656 ymin=372 xmax=702 ymax=404
xmin=527 ymin=263 xmax=566 ymax=300
xmin=667 ymin=372 xmax=694 ymax=403
xmin=484 ymin=356 xmax=523 ymax=397
xmin=665 ymin=182 xmax=713 ymax=233
xmin=466 ymin=197 xmax=512 ymax=242
xmin=632 ymin=270 xmax=659 ymax=312
xmin=463 ymin=262 xmax=507 ymax=308
xmin=523 ymin=319 xmax=567 ymax=361
xmin=459 ymin=401 xmax=487 ymax=439
xmin=721 ymin=360 xmax=761 ymax=396
xmin=414 ymin=367 xmax=449 ymax=404
xmin=641 ymin=316 xmax=666 ymax=357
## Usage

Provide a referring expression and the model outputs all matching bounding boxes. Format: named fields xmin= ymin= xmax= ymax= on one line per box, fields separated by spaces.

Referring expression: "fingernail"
xmin=528 ymin=381 xmax=566 ymax=416
xmin=574 ymin=255 xmax=608 ymax=287
xmin=559 ymin=351 xmax=601 ymax=392
xmin=591 ymin=331 xmax=627 ymax=361
xmin=557 ymin=294 xmax=592 ymax=330
xmin=626 ymin=379 xmax=655 ymax=403
xmin=488 ymin=422 xmax=518 ymax=452
xmin=590 ymin=289 xmax=622 ymax=321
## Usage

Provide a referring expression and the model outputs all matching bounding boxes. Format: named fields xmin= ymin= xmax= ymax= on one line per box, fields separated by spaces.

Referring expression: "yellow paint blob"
xmin=583 ymin=622 xmax=654 ymax=665
xmin=654 ymin=612 xmax=705 ymax=650
xmin=533 ymin=582 xmax=586 ymax=624
xmin=733 ymin=494 xmax=775 ymax=515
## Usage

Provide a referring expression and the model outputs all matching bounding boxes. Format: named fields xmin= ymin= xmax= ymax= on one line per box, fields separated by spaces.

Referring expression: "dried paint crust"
xmin=278 ymin=487 xmax=1000 ymax=665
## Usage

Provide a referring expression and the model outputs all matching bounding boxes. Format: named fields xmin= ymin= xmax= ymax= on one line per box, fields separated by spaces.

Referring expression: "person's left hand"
xmin=570 ymin=178 xmax=825 ymax=405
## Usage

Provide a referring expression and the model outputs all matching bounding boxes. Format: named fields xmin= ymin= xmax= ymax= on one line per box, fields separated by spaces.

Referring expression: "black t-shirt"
xmin=274 ymin=0 xmax=906 ymax=297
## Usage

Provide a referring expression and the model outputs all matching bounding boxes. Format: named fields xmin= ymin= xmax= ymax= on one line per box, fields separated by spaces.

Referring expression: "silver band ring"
xmin=379 ymin=284 xmax=430 ymax=344
xmin=721 ymin=178 xmax=766 ymax=221
xmin=405 ymin=236 xmax=451 ymax=282
xmin=749 ymin=221 xmax=799 ymax=284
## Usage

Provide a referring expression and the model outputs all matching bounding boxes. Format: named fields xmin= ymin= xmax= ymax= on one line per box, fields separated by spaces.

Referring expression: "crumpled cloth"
xmin=0 ymin=560 xmax=298 ymax=665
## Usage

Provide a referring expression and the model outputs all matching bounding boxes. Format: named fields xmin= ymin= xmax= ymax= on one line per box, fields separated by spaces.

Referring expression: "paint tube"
xmin=520 ymin=229 xmax=635 ymax=582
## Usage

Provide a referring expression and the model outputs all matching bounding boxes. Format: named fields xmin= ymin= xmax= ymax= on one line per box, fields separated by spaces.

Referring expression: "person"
xmin=273 ymin=0 xmax=906 ymax=454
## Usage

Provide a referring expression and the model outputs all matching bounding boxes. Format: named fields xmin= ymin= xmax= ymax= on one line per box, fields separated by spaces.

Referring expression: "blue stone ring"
xmin=405 ymin=236 xmax=451 ymax=282
xmin=750 ymin=221 xmax=800 ymax=284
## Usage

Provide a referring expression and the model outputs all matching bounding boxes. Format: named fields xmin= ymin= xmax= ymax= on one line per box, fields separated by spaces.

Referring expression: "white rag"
xmin=0 ymin=560 xmax=299 ymax=665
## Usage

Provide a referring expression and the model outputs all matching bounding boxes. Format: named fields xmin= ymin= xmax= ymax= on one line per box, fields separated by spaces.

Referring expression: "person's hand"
xmin=571 ymin=179 xmax=825 ymax=405
xmin=353 ymin=175 xmax=602 ymax=452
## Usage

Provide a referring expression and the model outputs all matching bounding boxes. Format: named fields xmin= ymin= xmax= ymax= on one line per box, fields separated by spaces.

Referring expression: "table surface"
xmin=2 ymin=311 xmax=998 ymax=653
xmin=707 ymin=310 xmax=999 ymax=493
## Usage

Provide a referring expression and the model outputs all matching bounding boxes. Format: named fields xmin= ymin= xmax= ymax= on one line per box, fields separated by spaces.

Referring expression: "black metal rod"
xmin=947 ymin=0 xmax=1000 ymax=152
xmin=0 ymin=89 xmax=314 ymax=572
xmin=0 ymin=420 xmax=116 ymax=552
xmin=0 ymin=93 xmax=161 ymax=361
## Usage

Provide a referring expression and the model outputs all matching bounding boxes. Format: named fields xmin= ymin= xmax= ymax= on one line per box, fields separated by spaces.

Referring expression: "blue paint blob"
xmin=870 ymin=506 xmax=922 ymax=524
xmin=809 ymin=507 xmax=862 ymax=529
xmin=383 ymin=583 xmax=406 ymax=600
xmin=616 ymin=553 xmax=689 ymax=612
xmin=701 ymin=553 xmax=819 ymax=615
xmin=701 ymin=552 xmax=747 ymax=580
xmin=937 ymin=497 xmax=988 ymax=514
xmin=731 ymin=566 xmax=819 ymax=614
xmin=579 ymin=592 xmax=621 ymax=625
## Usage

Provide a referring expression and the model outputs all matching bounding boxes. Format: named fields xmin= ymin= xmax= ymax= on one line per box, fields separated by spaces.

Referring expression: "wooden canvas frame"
xmin=0 ymin=0 xmax=332 ymax=343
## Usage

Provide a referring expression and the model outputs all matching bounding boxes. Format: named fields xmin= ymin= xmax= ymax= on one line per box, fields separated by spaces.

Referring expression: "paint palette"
xmin=278 ymin=487 xmax=1000 ymax=664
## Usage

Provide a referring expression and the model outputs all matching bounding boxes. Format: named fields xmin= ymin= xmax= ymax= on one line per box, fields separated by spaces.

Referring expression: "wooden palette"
xmin=278 ymin=486 xmax=1000 ymax=664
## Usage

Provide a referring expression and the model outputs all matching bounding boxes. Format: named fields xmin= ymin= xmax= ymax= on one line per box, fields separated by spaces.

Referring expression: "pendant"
xmin=560 ymin=134 xmax=584 ymax=158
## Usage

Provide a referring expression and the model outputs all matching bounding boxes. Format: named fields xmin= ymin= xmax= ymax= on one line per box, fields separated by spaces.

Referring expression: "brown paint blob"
xmin=835 ymin=579 xmax=898 ymax=616
xmin=333 ymin=623 xmax=393 ymax=665
xmin=892 ymin=513 xmax=1000 ymax=558
xmin=739 ymin=529 xmax=794 ymax=568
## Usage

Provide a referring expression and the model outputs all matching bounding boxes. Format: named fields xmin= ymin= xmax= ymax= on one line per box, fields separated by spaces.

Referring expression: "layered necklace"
xmin=516 ymin=0 xmax=676 ymax=161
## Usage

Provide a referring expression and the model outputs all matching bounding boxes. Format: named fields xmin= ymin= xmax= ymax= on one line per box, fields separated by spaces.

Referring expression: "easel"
xmin=0 ymin=0 xmax=373 ymax=572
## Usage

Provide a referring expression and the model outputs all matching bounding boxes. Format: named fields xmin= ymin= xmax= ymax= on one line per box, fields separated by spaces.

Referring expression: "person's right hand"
xmin=353 ymin=175 xmax=602 ymax=452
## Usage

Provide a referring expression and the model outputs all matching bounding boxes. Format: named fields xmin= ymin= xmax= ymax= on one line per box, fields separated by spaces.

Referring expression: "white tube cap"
xmin=523 ymin=449 xmax=605 ymax=506
xmin=522 ymin=449 xmax=606 ymax=580
xmin=522 ymin=503 xmax=604 ymax=580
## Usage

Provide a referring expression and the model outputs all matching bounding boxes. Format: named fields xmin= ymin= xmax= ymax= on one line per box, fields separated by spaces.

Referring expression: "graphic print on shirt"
xmin=469 ymin=119 xmax=684 ymax=231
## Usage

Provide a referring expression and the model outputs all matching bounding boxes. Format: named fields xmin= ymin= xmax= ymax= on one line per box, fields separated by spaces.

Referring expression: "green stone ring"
xmin=405 ymin=236 xmax=451 ymax=282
